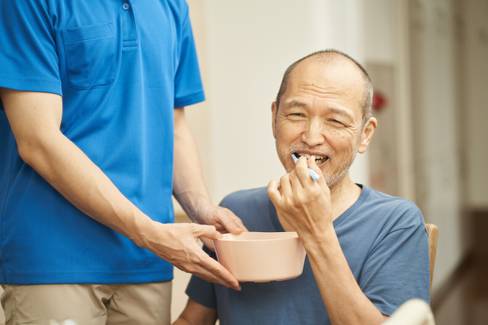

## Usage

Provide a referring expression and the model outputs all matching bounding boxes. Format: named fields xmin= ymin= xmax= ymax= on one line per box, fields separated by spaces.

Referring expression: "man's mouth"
xmin=292 ymin=152 xmax=329 ymax=166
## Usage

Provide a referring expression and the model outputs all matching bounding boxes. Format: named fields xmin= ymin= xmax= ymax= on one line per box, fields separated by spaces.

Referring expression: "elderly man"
xmin=174 ymin=49 xmax=430 ymax=325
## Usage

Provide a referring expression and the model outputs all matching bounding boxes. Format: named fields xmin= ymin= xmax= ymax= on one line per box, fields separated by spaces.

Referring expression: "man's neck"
xmin=329 ymin=175 xmax=362 ymax=221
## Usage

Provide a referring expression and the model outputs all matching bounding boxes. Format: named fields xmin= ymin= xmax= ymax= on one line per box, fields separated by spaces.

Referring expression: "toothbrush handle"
xmin=308 ymin=169 xmax=320 ymax=181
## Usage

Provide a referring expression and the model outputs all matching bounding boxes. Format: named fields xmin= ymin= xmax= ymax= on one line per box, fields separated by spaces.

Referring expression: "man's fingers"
xmin=279 ymin=174 xmax=292 ymax=198
xmin=192 ymin=224 xmax=221 ymax=240
xmin=197 ymin=252 xmax=241 ymax=290
xmin=201 ymin=237 xmax=216 ymax=251
xmin=232 ymin=217 xmax=248 ymax=232
xmin=267 ymin=180 xmax=282 ymax=206
xmin=220 ymin=217 xmax=241 ymax=234
xmin=196 ymin=268 xmax=240 ymax=291
xmin=295 ymin=156 xmax=313 ymax=187
xmin=178 ymin=238 xmax=240 ymax=290
xmin=218 ymin=209 xmax=247 ymax=234
xmin=289 ymin=170 xmax=303 ymax=196
xmin=229 ymin=216 xmax=248 ymax=233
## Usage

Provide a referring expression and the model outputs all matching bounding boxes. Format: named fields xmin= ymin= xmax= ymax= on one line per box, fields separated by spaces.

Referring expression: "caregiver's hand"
xmin=141 ymin=221 xmax=241 ymax=290
xmin=197 ymin=204 xmax=247 ymax=234
xmin=194 ymin=203 xmax=248 ymax=251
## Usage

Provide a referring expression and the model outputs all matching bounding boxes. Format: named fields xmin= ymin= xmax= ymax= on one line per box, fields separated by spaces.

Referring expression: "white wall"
xmin=462 ymin=0 xmax=488 ymax=208
xmin=363 ymin=0 xmax=417 ymax=200
xmin=363 ymin=0 xmax=395 ymax=63
xmin=409 ymin=0 xmax=463 ymax=290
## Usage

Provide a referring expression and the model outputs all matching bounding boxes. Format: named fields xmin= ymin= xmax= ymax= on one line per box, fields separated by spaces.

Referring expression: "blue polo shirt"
xmin=0 ymin=0 xmax=204 ymax=284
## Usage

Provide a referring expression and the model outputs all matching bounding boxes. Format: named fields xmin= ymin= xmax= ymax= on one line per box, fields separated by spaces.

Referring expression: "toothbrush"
xmin=291 ymin=153 xmax=320 ymax=181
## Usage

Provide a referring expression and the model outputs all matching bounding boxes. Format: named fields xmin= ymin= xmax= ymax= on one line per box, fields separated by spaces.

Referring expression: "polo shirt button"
xmin=122 ymin=2 xmax=130 ymax=10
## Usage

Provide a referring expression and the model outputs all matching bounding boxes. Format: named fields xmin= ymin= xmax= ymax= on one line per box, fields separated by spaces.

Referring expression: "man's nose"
xmin=301 ymin=120 xmax=324 ymax=147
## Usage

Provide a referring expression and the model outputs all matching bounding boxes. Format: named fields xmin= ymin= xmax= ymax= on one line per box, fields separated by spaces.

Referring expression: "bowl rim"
xmin=216 ymin=231 xmax=299 ymax=242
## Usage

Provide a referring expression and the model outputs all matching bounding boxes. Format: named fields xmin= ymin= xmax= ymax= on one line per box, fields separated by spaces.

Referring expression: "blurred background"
xmin=172 ymin=0 xmax=488 ymax=324
xmin=1 ymin=0 xmax=486 ymax=324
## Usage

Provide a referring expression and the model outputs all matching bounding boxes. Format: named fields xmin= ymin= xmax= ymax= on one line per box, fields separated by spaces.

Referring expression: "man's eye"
xmin=329 ymin=119 xmax=345 ymax=126
xmin=288 ymin=113 xmax=305 ymax=118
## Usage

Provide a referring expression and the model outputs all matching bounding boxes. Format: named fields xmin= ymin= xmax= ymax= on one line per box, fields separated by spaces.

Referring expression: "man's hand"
xmin=196 ymin=204 xmax=247 ymax=234
xmin=141 ymin=221 xmax=241 ymax=291
xmin=192 ymin=203 xmax=247 ymax=251
xmin=267 ymin=156 xmax=332 ymax=239
xmin=269 ymin=156 xmax=387 ymax=324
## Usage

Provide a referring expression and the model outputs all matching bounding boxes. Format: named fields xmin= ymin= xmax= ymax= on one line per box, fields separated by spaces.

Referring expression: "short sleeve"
xmin=173 ymin=3 xmax=205 ymax=108
xmin=185 ymin=274 xmax=218 ymax=309
xmin=0 ymin=0 xmax=62 ymax=95
xmin=359 ymin=209 xmax=430 ymax=316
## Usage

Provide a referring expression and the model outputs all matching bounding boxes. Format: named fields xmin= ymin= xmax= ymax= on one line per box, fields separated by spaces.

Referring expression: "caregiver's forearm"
xmin=172 ymin=108 xmax=212 ymax=223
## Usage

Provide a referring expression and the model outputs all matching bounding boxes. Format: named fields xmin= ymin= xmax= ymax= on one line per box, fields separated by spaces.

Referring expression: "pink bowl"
xmin=214 ymin=232 xmax=306 ymax=282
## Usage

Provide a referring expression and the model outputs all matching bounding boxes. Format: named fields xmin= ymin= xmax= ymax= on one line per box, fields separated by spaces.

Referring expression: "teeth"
xmin=315 ymin=156 xmax=327 ymax=163
xmin=293 ymin=153 xmax=328 ymax=164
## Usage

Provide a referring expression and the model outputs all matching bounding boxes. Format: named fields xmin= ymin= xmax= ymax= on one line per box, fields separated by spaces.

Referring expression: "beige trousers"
xmin=0 ymin=282 xmax=171 ymax=325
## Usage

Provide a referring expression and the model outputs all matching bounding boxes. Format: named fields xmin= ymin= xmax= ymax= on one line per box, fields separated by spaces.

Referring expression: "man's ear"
xmin=271 ymin=101 xmax=278 ymax=139
xmin=358 ymin=117 xmax=377 ymax=153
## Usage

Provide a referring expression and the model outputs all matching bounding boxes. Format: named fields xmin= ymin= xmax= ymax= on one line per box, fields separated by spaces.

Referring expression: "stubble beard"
xmin=323 ymin=151 xmax=357 ymax=189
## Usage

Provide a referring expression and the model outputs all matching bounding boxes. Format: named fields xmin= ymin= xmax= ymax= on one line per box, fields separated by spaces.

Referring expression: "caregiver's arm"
xmin=0 ymin=89 xmax=239 ymax=290
xmin=173 ymin=108 xmax=246 ymax=234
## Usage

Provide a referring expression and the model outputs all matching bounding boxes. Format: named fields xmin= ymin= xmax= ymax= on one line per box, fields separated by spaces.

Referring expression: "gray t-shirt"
xmin=186 ymin=185 xmax=430 ymax=325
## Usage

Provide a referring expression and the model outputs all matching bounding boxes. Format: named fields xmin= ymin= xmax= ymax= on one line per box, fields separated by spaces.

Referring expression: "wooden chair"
xmin=425 ymin=223 xmax=438 ymax=289
xmin=382 ymin=224 xmax=439 ymax=325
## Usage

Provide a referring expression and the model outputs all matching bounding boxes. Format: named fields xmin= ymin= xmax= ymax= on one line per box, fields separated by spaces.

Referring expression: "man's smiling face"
xmin=272 ymin=56 xmax=375 ymax=188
